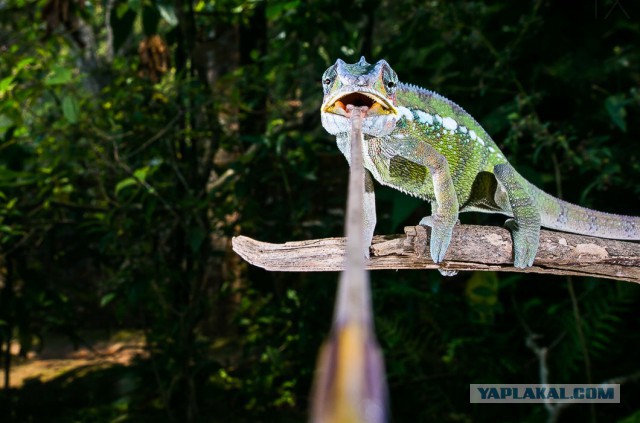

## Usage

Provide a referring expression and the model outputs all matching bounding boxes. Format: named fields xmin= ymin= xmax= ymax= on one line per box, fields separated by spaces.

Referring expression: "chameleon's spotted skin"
xmin=321 ymin=57 xmax=640 ymax=269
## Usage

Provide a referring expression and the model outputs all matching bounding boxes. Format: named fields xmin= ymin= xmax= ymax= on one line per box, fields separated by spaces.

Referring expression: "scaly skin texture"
xmin=320 ymin=57 xmax=640 ymax=269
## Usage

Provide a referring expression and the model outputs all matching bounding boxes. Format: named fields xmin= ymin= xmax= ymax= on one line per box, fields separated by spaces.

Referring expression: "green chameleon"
xmin=320 ymin=57 xmax=639 ymax=269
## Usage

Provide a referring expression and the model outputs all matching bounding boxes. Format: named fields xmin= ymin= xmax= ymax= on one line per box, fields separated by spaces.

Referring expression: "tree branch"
xmin=232 ymin=225 xmax=640 ymax=283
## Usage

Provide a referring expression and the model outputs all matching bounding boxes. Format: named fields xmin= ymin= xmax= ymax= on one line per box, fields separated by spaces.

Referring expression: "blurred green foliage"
xmin=0 ymin=0 xmax=639 ymax=422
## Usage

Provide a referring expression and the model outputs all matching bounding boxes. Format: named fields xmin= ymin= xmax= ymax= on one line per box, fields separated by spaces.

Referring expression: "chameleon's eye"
xmin=323 ymin=78 xmax=332 ymax=85
xmin=387 ymin=81 xmax=396 ymax=88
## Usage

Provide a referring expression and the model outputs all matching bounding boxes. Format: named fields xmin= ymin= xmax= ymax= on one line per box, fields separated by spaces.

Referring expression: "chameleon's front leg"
xmin=391 ymin=141 xmax=459 ymax=263
xmin=493 ymin=164 xmax=541 ymax=268
xmin=419 ymin=149 xmax=459 ymax=264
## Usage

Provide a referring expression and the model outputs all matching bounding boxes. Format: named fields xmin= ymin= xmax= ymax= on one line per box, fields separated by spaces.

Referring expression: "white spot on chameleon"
xmin=489 ymin=147 xmax=495 ymax=152
xmin=425 ymin=113 xmax=434 ymax=124
xmin=397 ymin=106 xmax=413 ymax=121
xmin=435 ymin=115 xmax=443 ymax=125
xmin=469 ymin=130 xmax=477 ymax=140
xmin=414 ymin=110 xmax=433 ymax=125
xmin=477 ymin=137 xmax=485 ymax=146
xmin=459 ymin=126 xmax=468 ymax=133
xmin=442 ymin=117 xmax=458 ymax=131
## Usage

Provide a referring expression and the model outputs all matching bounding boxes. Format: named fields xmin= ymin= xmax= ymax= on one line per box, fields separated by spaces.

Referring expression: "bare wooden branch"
xmin=232 ymin=224 xmax=640 ymax=283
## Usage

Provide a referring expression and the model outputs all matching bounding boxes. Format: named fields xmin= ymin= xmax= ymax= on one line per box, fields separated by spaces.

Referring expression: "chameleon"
xmin=320 ymin=57 xmax=640 ymax=269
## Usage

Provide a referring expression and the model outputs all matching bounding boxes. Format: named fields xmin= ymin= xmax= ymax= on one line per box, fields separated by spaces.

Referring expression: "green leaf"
xmin=115 ymin=166 xmax=150 ymax=195
xmin=14 ymin=57 xmax=34 ymax=71
xmin=266 ymin=0 xmax=300 ymax=20
xmin=157 ymin=3 xmax=178 ymax=26
xmin=100 ymin=293 xmax=116 ymax=307
xmin=116 ymin=3 xmax=129 ymax=18
xmin=115 ymin=177 xmax=138 ymax=195
xmin=127 ymin=0 xmax=141 ymax=12
xmin=0 ymin=114 xmax=14 ymax=139
xmin=0 ymin=76 xmax=14 ymax=95
xmin=0 ymin=57 xmax=34 ymax=96
xmin=62 ymin=95 xmax=79 ymax=123
xmin=44 ymin=66 xmax=74 ymax=85
xmin=604 ymin=95 xmax=628 ymax=132
xmin=133 ymin=166 xmax=149 ymax=180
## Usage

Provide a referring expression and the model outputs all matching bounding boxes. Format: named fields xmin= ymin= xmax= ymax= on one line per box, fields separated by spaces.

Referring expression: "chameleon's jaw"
xmin=322 ymin=90 xmax=398 ymax=118
xmin=321 ymin=89 xmax=399 ymax=137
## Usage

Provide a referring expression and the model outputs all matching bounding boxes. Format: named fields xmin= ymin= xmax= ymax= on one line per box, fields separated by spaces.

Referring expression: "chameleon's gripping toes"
xmin=320 ymin=57 xmax=640 ymax=269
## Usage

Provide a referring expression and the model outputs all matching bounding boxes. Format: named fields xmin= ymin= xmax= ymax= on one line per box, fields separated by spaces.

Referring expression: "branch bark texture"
xmin=232 ymin=225 xmax=640 ymax=283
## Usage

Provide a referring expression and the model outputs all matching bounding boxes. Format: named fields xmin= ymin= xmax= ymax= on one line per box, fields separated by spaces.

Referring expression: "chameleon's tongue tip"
xmin=345 ymin=102 xmax=387 ymax=118
xmin=346 ymin=104 xmax=369 ymax=114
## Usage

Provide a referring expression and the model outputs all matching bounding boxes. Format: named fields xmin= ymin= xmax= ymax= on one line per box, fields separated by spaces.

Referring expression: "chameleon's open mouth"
xmin=323 ymin=91 xmax=397 ymax=117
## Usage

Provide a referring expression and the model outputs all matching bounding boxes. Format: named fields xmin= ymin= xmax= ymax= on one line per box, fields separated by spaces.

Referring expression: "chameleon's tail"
xmin=529 ymin=184 xmax=640 ymax=240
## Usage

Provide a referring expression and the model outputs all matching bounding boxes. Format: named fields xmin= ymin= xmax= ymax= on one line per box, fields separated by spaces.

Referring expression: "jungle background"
xmin=1 ymin=0 xmax=640 ymax=422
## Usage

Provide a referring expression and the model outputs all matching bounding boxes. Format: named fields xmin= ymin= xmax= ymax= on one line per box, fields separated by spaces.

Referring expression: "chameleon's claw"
xmin=504 ymin=218 xmax=539 ymax=268
xmin=419 ymin=215 xmax=455 ymax=264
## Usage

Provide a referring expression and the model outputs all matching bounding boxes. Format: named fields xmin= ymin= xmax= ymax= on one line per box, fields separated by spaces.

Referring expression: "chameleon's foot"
xmin=438 ymin=269 xmax=459 ymax=277
xmin=419 ymin=215 xmax=455 ymax=264
xmin=504 ymin=218 xmax=539 ymax=268
xmin=493 ymin=164 xmax=541 ymax=269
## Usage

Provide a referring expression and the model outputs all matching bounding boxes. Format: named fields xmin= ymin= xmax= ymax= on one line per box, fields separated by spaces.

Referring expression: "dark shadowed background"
xmin=1 ymin=0 xmax=639 ymax=421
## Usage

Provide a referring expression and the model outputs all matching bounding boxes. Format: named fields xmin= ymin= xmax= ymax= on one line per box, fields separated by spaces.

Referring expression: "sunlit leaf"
xmin=157 ymin=2 xmax=178 ymax=26
xmin=62 ymin=95 xmax=79 ymax=123
xmin=100 ymin=293 xmax=117 ymax=307
xmin=0 ymin=76 xmax=14 ymax=96
xmin=44 ymin=66 xmax=74 ymax=85
xmin=115 ymin=177 xmax=138 ymax=195
xmin=14 ymin=57 xmax=33 ymax=69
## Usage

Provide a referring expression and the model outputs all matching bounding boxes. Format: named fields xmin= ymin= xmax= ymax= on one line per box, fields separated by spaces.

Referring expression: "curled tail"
xmin=529 ymin=184 xmax=640 ymax=240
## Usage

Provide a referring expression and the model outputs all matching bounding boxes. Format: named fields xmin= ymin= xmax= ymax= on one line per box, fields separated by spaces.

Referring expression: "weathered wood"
xmin=232 ymin=224 xmax=640 ymax=283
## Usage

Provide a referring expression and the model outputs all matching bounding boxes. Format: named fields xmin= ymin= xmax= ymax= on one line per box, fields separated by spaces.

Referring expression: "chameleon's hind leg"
xmin=493 ymin=164 xmax=541 ymax=268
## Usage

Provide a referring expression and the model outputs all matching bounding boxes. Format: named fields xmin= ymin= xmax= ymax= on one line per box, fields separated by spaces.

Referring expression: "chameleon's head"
xmin=321 ymin=57 xmax=399 ymax=137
